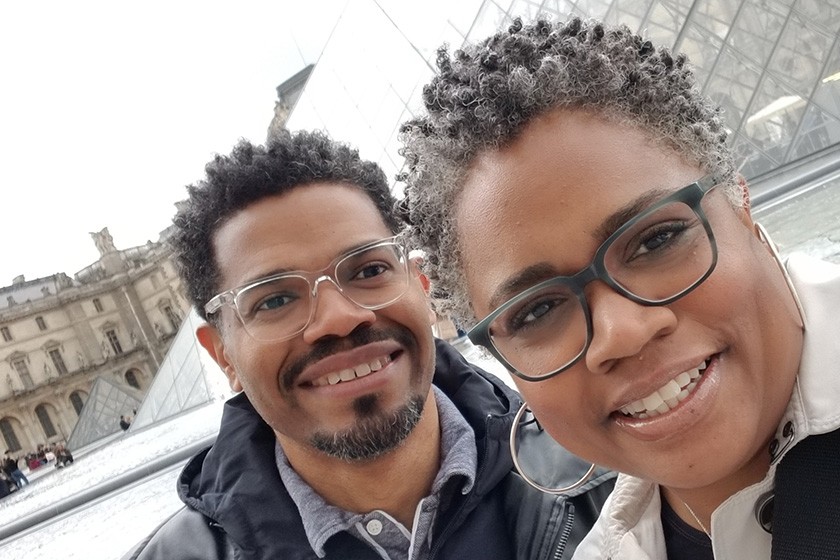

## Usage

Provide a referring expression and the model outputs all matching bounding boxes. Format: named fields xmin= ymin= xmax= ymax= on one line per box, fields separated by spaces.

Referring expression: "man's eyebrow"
xmin=593 ymin=188 xmax=672 ymax=242
xmin=236 ymin=266 xmax=296 ymax=290
xmin=488 ymin=263 xmax=559 ymax=311
xmin=237 ymin=238 xmax=386 ymax=288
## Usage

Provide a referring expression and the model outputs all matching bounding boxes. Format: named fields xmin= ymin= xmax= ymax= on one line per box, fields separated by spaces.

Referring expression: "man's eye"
xmin=353 ymin=263 xmax=390 ymax=280
xmin=254 ymin=293 xmax=297 ymax=311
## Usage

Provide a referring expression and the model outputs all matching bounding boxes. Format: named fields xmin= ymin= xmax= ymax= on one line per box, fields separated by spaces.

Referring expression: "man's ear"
xmin=411 ymin=265 xmax=438 ymax=326
xmin=196 ymin=323 xmax=243 ymax=392
xmin=418 ymin=271 xmax=431 ymax=296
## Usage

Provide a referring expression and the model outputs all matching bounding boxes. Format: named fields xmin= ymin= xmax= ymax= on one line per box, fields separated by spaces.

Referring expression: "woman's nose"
xmin=583 ymin=282 xmax=677 ymax=374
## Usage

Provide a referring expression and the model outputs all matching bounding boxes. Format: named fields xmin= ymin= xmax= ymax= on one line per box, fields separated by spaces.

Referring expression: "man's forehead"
xmin=210 ymin=186 xmax=395 ymax=289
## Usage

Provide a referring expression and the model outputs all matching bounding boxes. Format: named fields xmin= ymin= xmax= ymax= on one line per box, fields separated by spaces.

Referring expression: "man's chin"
xmin=310 ymin=394 xmax=426 ymax=462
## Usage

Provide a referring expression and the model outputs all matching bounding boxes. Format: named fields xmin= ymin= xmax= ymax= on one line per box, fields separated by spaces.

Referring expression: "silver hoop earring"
xmin=509 ymin=403 xmax=597 ymax=495
xmin=754 ymin=222 xmax=806 ymax=329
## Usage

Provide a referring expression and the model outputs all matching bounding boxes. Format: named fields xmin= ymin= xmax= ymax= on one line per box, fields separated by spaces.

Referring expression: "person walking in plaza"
xmin=3 ymin=450 xmax=29 ymax=488
xmin=399 ymin=16 xmax=840 ymax=560
xmin=122 ymin=129 xmax=613 ymax=560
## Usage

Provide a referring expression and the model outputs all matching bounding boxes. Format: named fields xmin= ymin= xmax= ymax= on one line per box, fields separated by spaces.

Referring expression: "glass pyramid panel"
xmin=65 ymin=377 xmax=142 ymax=450
xmin=131 ymin=310 xmax=234 ymax=430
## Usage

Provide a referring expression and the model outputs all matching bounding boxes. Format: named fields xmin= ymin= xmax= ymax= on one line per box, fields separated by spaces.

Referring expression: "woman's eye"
xmin=507 ymin=296 xmax=566 ymax=332
xmin=631 ymin=222 xmax=688 ymax=258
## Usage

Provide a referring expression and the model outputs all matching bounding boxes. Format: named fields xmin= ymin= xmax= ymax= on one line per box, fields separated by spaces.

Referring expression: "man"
xmin=123 ymin=130 xmax=613 ymax=560
xmin=3 ymin=450 xmax=28 ymax=488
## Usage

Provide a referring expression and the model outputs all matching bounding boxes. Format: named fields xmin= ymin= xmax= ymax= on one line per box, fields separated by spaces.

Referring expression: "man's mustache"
xmin=281 ymin=325 xmax=415 ymax=391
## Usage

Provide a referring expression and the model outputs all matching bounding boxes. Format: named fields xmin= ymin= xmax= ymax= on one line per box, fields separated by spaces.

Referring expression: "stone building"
xmin=0 ymin=226 xmax=190 ymax=454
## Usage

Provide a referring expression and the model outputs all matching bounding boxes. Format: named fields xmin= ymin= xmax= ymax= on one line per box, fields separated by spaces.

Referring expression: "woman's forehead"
xmin=454 ymin=111 xmax=704 ymax=310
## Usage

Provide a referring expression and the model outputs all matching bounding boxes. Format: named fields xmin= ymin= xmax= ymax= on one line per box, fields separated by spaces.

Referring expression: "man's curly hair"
xmin=398 ymin=16 xmax=737 ymax=328
xmin=171 ymin=129 xmax=400 ymax=322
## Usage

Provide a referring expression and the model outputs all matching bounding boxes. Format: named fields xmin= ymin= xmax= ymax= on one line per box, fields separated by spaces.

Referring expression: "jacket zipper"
xmin=551 ymin=503 xmax=575 ymax=560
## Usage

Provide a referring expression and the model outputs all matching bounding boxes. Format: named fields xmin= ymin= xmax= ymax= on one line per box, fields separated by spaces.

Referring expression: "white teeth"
xmin=659 ymin=380 xmax=681 ymax=401
xmin=619 ymin=360 xmax=710 ymax=418
xmin=642 ymin=392 xmax=664 ymax=413
xmin=311 ymin=355 xmax=391 ymax=387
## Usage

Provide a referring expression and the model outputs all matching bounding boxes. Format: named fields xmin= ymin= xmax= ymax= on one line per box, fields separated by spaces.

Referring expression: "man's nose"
xmin=301 ymin=277 xmax=376 ymax=343
xmin=583 ymin=282 xmax=677 ymax=375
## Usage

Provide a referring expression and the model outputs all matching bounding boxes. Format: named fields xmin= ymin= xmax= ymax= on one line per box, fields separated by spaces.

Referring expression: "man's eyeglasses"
xmin=468 ymin=174 xmax=724 ymax=382
xmin=205 ymin=236 xmax=410 ymax=342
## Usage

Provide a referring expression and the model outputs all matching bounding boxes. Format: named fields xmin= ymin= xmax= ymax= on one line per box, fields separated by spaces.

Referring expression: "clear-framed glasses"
xmin=204 ymin=236 xmax=410 ymax=342
xmin=468 ymin=174 xmax=724 ymax=382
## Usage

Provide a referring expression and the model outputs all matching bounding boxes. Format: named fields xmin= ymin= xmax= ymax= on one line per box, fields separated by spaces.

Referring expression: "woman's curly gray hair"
xmin=398 ymin=16 xmax=736 ymax=328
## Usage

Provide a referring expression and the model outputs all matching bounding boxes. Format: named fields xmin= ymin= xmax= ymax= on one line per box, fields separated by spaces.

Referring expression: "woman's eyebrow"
xmin=489 ymin=263 xmax=558 ymax=311
xmin=594 ymin=188 xmax=671 ymax=242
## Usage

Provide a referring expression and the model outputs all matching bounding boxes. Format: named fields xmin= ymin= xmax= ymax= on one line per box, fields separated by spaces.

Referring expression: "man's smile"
xmin=307 ymin=354 xmax=394 ymax=387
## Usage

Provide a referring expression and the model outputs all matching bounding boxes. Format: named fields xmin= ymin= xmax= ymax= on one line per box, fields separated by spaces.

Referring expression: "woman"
xmin=399 ymin=17 xmax=840 ymax=559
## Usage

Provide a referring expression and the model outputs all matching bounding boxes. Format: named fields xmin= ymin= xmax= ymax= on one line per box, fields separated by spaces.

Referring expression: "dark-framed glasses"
xmin=205 ymin=236 xmax=410 ymax=342
xmin=468 ymin=174 xmax=724 ymax=382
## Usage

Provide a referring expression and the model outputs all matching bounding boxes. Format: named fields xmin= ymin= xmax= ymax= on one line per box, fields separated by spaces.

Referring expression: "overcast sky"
xmin=0 ymin=0 xmax=346 ymax=285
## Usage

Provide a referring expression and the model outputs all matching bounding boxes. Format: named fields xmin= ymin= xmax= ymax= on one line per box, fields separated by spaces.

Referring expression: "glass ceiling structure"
xmin=287 ymin=0 xmax=840 ymax=185
xmin=467 ymin=0 xmax=840 ymax=179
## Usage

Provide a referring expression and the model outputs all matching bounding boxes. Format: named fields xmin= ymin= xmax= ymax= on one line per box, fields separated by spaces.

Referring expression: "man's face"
xmin=455 ymin=110 xmax=803 ymax=492
xmin=198 ymin=183 xmax=437 ymax=461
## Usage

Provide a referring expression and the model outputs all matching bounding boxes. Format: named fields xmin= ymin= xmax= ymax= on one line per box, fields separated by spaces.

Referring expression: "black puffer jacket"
xmin=123 ymin=339 xmax=615 ymax=560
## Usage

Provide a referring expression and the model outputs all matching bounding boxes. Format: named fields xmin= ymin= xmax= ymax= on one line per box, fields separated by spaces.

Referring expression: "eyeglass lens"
xmin=235 ymin=242 xmax=408 ymax=341
xmin=488 ymin=196 xmax=715 ymax=379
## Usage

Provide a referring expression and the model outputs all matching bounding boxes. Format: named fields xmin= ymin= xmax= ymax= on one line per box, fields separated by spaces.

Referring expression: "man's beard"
xmin=309 ymin=393 xmax=425 ymax=461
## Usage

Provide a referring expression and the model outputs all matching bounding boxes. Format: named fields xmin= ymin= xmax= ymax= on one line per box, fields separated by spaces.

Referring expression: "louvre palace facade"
xmin=0 ymin=227 xmax=190 ymax=455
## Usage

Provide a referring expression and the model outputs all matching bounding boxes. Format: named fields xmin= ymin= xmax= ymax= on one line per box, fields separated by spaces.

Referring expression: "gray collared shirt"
xmin=276 ymin=386 xmax=478 ymax=560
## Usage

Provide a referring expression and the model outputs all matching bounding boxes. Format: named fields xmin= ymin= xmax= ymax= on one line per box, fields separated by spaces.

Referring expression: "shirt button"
xmin=366 ymin=519 xmax=383 ymax=536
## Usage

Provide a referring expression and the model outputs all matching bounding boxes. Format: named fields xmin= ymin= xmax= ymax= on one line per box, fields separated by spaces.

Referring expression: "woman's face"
xmin=455 ymin=110 xmax=803 ymax=492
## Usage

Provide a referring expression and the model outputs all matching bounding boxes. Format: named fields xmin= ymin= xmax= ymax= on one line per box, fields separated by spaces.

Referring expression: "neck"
xmin=280 ymin=389 xmax=441 ymax=529
xmin=662 ymin=445 xmax=772 ymax=535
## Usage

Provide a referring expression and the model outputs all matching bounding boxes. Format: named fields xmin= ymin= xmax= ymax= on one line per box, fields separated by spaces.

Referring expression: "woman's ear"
xmin=737 ymin=174 xmax=755 ymax=227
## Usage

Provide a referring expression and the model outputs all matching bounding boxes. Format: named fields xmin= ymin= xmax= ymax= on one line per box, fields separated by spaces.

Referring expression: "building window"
xmin=0 ymin=418 xmax=21 ymax=452
xmin=69 ymin=392 xmax=86 ymax=416
xmin=12 ymin=359 xmax=34 ymax=390
xmin=163 ymin=305 xmax=181 ymax=332
xmin=35 ymin=316 xmax=47 ymax=331
xmin=125 ymin=370 xmax=140 ymax=389
xmin=49 ymin=349 xmax=69 ymax=375
xmin=93 ymin=298 xmax=104 ymax=312
xmin=35 ymin=404 xmax=57 ymax=438
xmin=1 ymin=326 xmax=11 ymax=342
xmin=105 ymin=329 xmax=124 ymax=355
